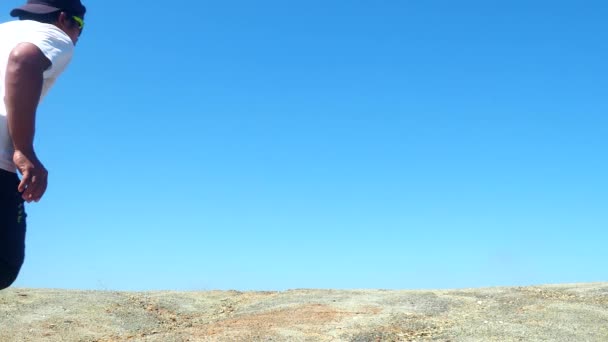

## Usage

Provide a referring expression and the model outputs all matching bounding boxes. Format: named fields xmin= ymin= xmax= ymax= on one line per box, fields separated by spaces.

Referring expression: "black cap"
xmin=10 ymin=0 xmax=86 ymax=18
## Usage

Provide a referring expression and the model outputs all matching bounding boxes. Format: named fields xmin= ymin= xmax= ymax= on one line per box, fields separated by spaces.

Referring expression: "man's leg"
xmin=0 ymin=170 xmax=26 ymax=290
xmin=0 ymin=260 xmax=20 ymax=290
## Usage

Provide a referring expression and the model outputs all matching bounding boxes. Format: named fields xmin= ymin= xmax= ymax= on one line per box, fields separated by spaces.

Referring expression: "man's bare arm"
xmin=4 ymin=42 xmax=51 ymax=202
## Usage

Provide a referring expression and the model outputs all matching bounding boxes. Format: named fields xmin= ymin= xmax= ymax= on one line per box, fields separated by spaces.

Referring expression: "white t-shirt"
xmin=0 ymin=20 xmax=74 ymax=172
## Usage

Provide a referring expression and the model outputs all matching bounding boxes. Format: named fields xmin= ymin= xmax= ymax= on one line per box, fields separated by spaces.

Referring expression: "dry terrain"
xmin=1 ymin=283 xmax=607 ymax=341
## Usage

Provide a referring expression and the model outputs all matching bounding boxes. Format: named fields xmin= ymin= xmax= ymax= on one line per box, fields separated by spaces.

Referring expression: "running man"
xmin=0 ymin=0 xmax=86 ymax=290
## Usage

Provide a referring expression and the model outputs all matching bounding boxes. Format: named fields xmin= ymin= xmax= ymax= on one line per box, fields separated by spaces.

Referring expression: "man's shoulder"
xmin=1 ymin=20 xmax=68 ymax=39
xmin=1 ymin=20 xmax=73 ymax=51
xmin=0 ymin=20 xmax=73 ymax=75
xmin=0 ymin=19 xmax=20 ymax=31
xmin=0 ymin=20 xmax=41 ymax=38
xmin=0 ymin=19 xmax=38 ymax=30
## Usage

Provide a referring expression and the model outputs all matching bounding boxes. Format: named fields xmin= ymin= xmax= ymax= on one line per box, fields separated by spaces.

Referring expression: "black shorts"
xmin=0 ymin=169 xmax=27 ymax=289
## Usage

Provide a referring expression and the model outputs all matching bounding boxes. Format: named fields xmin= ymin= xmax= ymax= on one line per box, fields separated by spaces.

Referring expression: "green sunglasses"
xmin=72 ymin=15 xmax=85 ymax=32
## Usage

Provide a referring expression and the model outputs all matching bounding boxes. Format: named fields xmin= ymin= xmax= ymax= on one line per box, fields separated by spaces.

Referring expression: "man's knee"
xmin=0 ymin=260 xmax=21 ymax=290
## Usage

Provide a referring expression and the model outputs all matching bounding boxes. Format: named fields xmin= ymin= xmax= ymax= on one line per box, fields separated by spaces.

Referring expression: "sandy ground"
xmin=1 ymin=283 xmax=607 ymax=341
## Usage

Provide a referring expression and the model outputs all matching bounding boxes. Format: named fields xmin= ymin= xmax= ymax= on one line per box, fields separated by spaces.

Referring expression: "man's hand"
xmin=13 ymin=150 xmax=48 ymax=203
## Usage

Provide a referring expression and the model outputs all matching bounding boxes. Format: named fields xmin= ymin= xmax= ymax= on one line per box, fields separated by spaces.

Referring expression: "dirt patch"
xmin=198 ymin=304 xmax=348 ymax=338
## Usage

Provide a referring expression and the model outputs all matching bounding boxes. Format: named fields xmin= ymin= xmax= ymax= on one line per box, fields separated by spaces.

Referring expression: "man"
xmin=0 ymin=0 xmax=85 ymax=290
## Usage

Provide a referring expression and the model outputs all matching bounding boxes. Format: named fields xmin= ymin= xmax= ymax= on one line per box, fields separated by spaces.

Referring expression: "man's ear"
xmin=57 ymin=11 xmax=69 ymax=25
xmin=56 ymin=11 xmax=76 ymax=30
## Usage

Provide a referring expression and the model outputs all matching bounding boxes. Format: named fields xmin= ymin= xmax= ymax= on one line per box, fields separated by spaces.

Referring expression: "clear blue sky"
xmin=3 ymin=0 xmax=608 ymax=291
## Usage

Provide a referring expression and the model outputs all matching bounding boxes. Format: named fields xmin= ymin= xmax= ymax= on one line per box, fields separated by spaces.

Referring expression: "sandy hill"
xmin=1 ymin=283 xmax=607 ymax=341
